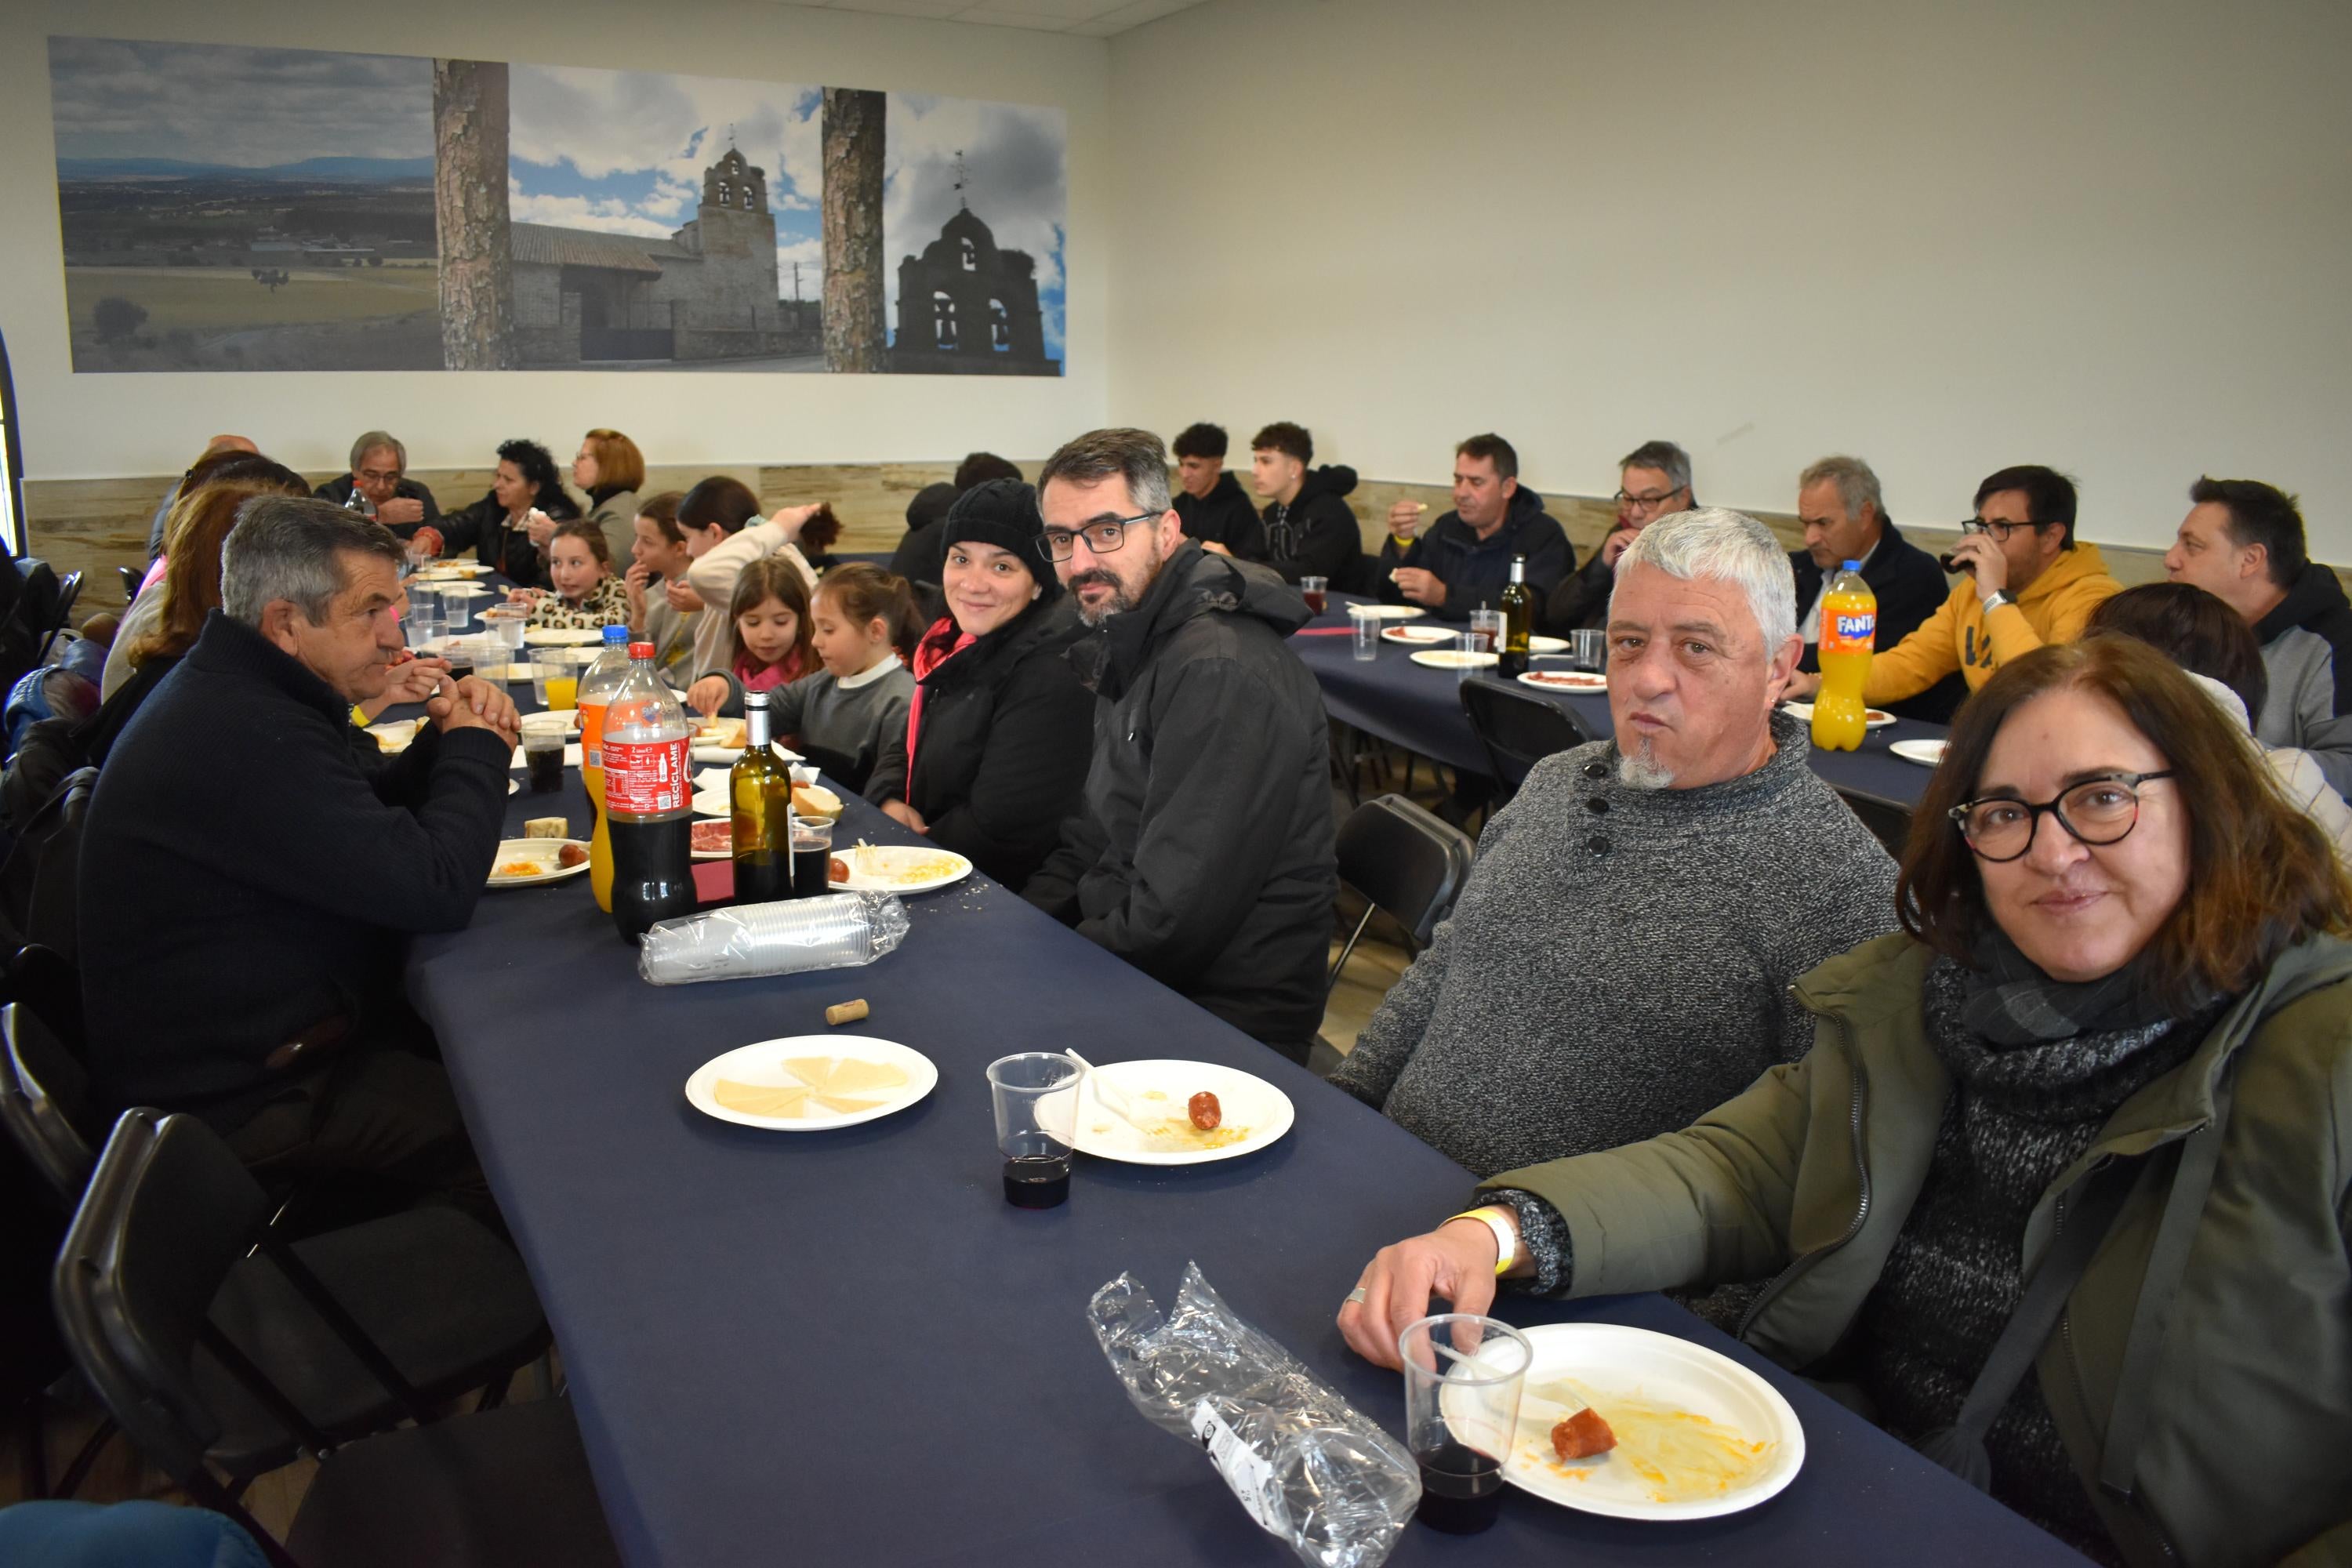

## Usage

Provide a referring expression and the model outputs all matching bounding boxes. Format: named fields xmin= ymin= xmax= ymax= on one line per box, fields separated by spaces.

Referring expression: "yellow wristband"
xmin=1444 ymin=1207 xmax=1518 ymax=1276
xmin=350 ymin=706 xmax=371 ymax=728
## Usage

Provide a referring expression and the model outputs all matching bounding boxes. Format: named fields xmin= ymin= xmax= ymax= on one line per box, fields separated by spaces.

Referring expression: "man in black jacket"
xmin=79 ymin=499 xmax=517 ymax=1214
xmin=1786 ymin=455 xmax=1961 ymax=721
xmin=311 ymin=430 xmax=441 ymax=538
xmin=1249 ymin=422 xmax=1363 ymax=587
xmin=1378 ymin=433 xmax=1573 ymax=620
xmin=1170 ymin=423 xmax=1265 ymax=560
xmin=1548 ymin=438 xmax=1694 ymax=631
xmin=1025 ymin=429 xmax=1340 ymax=1059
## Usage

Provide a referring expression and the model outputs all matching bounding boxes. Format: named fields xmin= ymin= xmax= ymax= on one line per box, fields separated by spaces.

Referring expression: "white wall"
xmin=0 ymin=1 xmax=1109 ymax=480
xmin=1105 ymin=0 xmax=2352 ymax=553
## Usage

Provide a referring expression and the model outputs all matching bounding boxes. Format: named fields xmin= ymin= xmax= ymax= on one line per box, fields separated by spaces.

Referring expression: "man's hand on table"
xmin=880 ymin=799 xmax=929 ymax=834
xmin=428 ymin=674 xmax=520 ymax=746
xmin=1391 ymin=567 xmax=1447 ymax=608
xmin=1338 ymin=1215 xmax=1508 ymax=1370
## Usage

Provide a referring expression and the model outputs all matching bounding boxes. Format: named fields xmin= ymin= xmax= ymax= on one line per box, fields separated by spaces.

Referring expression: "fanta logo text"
xmin=1833 ymin=613 xmax=1875 ymax=641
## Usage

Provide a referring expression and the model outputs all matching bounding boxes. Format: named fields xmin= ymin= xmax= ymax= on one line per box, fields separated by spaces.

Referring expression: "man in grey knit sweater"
xmin=1330 ymin=508 xmax=1899 ymax=1176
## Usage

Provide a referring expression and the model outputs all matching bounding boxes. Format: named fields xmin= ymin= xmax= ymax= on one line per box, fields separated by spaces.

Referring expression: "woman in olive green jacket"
xmin=1341 ymin=637 xmax=2352 ymax=1568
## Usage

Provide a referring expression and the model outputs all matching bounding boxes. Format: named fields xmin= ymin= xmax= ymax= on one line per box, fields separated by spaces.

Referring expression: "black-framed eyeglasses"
xmin=1615 ymin=488 xmax=1686 ymax=510
xmin=1947 ymin=771 xmax=2176 ymax=862
xmin=1040 ymin=512 xmax=1156 ymax=563
xmin=1959 ymin=517 xmax=2056 ymax=543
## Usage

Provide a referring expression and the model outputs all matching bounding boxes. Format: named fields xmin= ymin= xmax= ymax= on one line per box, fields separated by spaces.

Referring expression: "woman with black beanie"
xmin=875 ymin=479 xmax=1094 ymax=891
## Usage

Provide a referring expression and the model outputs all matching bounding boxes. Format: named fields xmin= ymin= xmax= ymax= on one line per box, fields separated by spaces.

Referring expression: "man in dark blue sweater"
xmin=80 ymin=498 xmax=517 ymax=1214
xmin=1378 ymin=433 xmax=1573 ymax=620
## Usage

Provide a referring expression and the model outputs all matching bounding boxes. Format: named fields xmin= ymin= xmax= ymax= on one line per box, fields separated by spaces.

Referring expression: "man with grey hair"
xmin=1023 ymin=427 xmax=1340 ymax=1060
xmin=1788 ymin=455 xmax=1960 ymax=719
xmin=1332 ymin=508 xmax=1897 ymax=1176
xmin=80 ymin=497 xmax=517 ymax=1215
xmin=1545 ymin=439 xmax=1696 ymax=630
xmin=314 ymin=430 xmax=441 ymax=537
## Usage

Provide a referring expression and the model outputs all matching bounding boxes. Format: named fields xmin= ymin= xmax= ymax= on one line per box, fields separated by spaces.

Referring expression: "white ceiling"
xmin=789 ymin=0 xmax=1210 ymax=38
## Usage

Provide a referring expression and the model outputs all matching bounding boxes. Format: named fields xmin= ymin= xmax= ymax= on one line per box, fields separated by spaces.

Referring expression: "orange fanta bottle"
xmin=1812 ymin=561 xmax=1875 ymax=752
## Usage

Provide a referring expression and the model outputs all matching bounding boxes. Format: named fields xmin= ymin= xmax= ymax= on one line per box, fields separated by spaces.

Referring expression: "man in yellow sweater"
xmin=1789 ymin=464 xmax=2118 ymax=705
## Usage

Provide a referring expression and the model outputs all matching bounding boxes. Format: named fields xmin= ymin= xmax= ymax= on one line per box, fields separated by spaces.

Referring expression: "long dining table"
xmin=1290 ymin=596 xmax=1944 ymax=809
xmin=383 ymin=626 xmax=2087 ymax=1567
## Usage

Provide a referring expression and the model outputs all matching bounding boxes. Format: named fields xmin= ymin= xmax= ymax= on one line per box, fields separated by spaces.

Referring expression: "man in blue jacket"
xmin=1786 ymin=455 xmax=1960 ymax=720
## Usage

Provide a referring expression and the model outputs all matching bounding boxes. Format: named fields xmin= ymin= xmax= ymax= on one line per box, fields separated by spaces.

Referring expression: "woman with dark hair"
xmin=873 ymin=481 xmax=1091 ymax=891
xmin=572 ymin=428 xmax=645 ymax=568
xmin=675 ymin=475 xmax=822 ymax=675
xmin=437 ymin=437 xmax=579 ymax=585
xmin=2089 ymin=583 xmax=2352 ymax=859
xmin=1340 ymin=636 xmax=2352 ymax=1568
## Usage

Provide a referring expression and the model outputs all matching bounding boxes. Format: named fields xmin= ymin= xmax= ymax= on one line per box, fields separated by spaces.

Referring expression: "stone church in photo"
xmin=888 ymin=206 xmax=1058 ymax=376
xmin=510 ymin=147 xmax=817 ymax=367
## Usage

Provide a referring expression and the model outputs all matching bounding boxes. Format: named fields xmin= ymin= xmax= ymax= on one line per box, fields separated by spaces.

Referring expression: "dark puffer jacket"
xmin=888 ymin=597 xmax=1093 ymax=892
xmin=1025 ymin=544 xmax=1340 ymax=1049
xmin=1259 ymin=465 xmax=1362 ymax=587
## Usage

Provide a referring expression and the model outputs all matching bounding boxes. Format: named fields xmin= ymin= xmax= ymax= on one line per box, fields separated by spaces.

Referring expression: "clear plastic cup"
xmin=1570 ymin=629 xmax=1606 ymax=672
xmin=988 ymin=1052 xmax=1081 ymax=1209
xmin=519 ymin=713 xmax=569 ymax=794
xmin=1349 ymin=605 xmax=1381 ymax=661
xmin=1399 ymin=1313 xmax=1532 ymax=1535
xmin=1300 ymin=575 xmax=1329 ymax=615
xmin=1456 ymin=631 xmax=1483 ymax=681
xmin=1468 ymin=609 xmax=1503 ymax=653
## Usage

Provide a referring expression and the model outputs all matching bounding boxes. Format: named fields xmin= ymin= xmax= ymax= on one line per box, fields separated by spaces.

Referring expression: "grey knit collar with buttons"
xmin=1565 ymin=709 xmax=1817 ymax=850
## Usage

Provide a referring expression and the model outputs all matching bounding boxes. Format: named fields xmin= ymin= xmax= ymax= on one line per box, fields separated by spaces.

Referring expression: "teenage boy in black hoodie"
xmin=1026 ymin=428 xmax=1339 ymax=1062
xmin=1170 ymin=423 xmax=1265 ymax=560
xmin=1250 ymin=422 xmax=1362 ymax=586
xmin=1378 ymin=433 xmax=1573 ymax=620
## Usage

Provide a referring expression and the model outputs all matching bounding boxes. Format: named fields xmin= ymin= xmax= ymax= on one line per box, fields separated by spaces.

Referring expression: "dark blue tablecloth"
xmin=396 ymin=719 xmax=2082 ymax=1565
xmin=1291 ymin=598 xmax=1944 ymax=808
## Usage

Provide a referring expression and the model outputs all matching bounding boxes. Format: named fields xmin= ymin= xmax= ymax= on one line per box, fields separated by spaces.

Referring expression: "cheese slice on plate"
xmin=713 ymin=1080 xmax=813 ymax=1118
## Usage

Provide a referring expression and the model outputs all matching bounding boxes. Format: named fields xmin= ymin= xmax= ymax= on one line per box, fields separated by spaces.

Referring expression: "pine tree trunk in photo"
xmin=434 ymin=60 xmax=518 ymax=371
xmin=822 ymin=88 xmax=887 ymax=374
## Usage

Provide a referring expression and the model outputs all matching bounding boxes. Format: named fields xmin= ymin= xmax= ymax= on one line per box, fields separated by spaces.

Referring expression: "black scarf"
xmin=1957 ymin=930 xmax=2212 ymax=1050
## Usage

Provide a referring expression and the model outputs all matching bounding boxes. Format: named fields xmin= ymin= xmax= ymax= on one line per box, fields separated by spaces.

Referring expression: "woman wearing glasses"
xmin=872 ymin=481 xmax=1093 ymax=891
xmin=1339 ymin=634 xmax=2352 ymax=1567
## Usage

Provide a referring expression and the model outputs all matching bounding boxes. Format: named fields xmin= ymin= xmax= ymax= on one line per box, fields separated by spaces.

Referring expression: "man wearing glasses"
xmin=313 ymin=430 xmax=442 ymax=540
xmin=1546 ymin=440 xmax=1695 ymax=631
xmin=1022 ymin=428 xmax=1340 ymax=1064
xmin=1787 ymin=465 xmax=2120 ymax=706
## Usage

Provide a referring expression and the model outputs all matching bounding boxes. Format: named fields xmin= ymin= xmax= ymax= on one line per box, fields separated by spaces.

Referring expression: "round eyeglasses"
xmin=1947 ymin=771 xmax=2176 ymax=862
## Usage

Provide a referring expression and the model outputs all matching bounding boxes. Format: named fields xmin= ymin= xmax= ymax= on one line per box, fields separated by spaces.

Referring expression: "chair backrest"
xmin=1459 ymin=676 xmax=1594 ymax=792
xmin=0 ymin=767 xmax=98 ymax=960
xmin=37 ymin=572 xmax=85 ymax=666
xmin=0 ymin=1000 xmax=97 ymax=1202
xmin=1334 ymin=793 xmax=1477 ymax=946
xmin=1837 ymin=787 xmax=1915 ymax=859
xmin=53 ymin=1109 xmax=274 ymax=1487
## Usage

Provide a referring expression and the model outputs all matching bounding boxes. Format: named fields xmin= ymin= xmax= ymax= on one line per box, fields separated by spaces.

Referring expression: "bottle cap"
xmin=628 ymin=641 xmax=655 ymax=660
xmin=1842 ymin=560 xmax=1860 ymax=570
xmin=602 ymin=625 xmax=630 ymax=643
xmin=743 ymin=689 xmax=768 ymax=710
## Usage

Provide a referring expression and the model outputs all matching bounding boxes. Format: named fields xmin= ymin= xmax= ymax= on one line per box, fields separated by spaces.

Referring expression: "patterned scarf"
xmin=1957 ymin=929 xmax=2214 ymax=1051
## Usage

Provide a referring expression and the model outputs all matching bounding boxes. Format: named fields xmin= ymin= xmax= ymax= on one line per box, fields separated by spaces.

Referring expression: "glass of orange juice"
xmin=544 ymin=673 xmax=579 ymax=712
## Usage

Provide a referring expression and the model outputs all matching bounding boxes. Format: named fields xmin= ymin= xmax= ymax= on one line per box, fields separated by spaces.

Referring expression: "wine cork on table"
xmin=826 ymin=999 xmax=869 ymax=1026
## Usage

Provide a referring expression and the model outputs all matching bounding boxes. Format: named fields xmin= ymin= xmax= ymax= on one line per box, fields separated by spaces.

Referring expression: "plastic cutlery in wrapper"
xmin=637 ymin=892 xmax=909 ymax=985
xmin=1089 ymin=1262 xmax=1417 ymax=1568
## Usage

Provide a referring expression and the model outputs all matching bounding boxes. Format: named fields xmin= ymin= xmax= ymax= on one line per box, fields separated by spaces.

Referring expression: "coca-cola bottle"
xmin=601 ymin=641 xmax=695 ymax=941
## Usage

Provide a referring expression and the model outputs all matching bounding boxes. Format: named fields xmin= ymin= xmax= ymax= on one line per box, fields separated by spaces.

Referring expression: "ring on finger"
xmin=1344 ymin=1286 xmax=1368 ymax=1307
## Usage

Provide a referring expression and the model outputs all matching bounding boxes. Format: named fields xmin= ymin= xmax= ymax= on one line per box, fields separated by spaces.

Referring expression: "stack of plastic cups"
xmin=638 ymin=892 xmax=910 ymax=985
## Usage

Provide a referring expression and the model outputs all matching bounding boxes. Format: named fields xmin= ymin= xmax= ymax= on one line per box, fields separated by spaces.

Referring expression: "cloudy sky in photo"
xmin=48 ymin=37 xmax=430 ymax=165
xmin=884 ymin=93 xmax=1066 ymax=359
xmin=509 ymin=65 xmax=823 ymax=302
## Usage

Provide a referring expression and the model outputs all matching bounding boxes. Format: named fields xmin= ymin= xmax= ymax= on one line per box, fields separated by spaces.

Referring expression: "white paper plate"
xmin=485 ymin=838 xmax=590 ymax=889
xmin=430 ymin=583 xmax=492 ymax=598
xmin=1380 ymin=624 xmax=1457 ymax=645
xmin=1528 ymin=635 xmax=1569 ymax=653
xmin=1410 ymin=648 xmax=1498 ymax=670
xmin=1351 ymin=604 xmax=1428 ymax=620
xmin=1072 ymin=1058 xmax=1295 ymax=1167
xmin=539 ymin=708 xmax=580 ymax=729
xmin=1782 ymin=701 xmax=1895 ymax=728
xmin=369 ymin=718 xmax=419 ymax=753
xmin=507 ymin=779 xmax=519 ymax=796
xmin=836 ymin=843 xmax=971 ymax=895
xmin=524 ymin=626 xmax=607 ymax=646
xmin=685 ymin=1036 xmax=937 ymax=1132
xmin=1889 ymin=739 xmax=1948 ymax=767
xmin=510 ymin=742 xmax=584 ymax=771
xmin=1519 ymin=670 xmax=1606 ymax=691
xmin=1468 ymin=1322 xmax=1804 ymax=1522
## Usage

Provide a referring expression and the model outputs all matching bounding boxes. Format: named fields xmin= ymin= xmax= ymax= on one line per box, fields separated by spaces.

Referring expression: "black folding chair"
xmin=0 ymin=767 xmax=98 ymax=965
xmin=54 ymin=1110 xmax=615 ymax=1568
xmin=34 ymin=572 xmax=82 ymax=666
xmin=1459 ymin=674 xmax=1595 ymax=803
xmin=0 ymin=1001 xmax=100 ymax=1202
xmin=1330 ymin=793 xmax=1476 ymax=988
xmin=116 ymin=565 xmax=143 ymax=605
xmin=1837 ymin=786 xmax=1916 ymax=859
